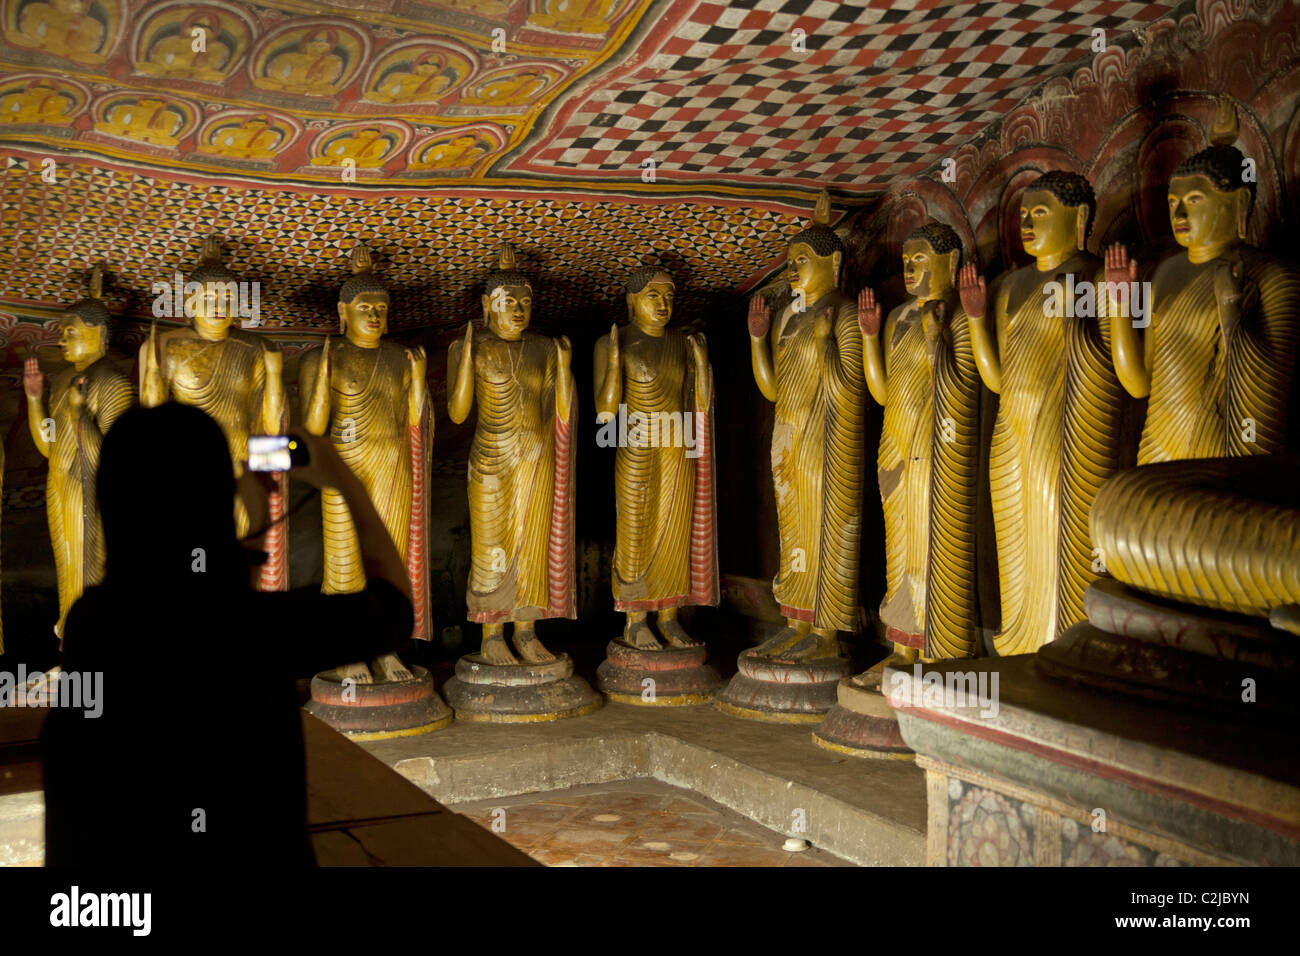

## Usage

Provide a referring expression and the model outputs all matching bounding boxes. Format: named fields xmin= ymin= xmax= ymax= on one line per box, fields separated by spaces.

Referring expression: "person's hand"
xmin=23 ymin=356 xmax=43 ymax=401
xmin=958 ymin=263 xmax=986 ymax=321
xmin=857 ymin=288 xmax=881 ymax=337
xmin=284 ymin=428 xmax=351 ymax=491
xmin=747 ymin=296 xmax=771 ymax=338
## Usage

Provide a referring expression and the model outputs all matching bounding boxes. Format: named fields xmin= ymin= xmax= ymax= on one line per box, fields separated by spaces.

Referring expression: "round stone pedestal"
xmin=596 ymin=639 xmax=722 ymax=706
xmin=812 ymin=669 xmax=913 ymax=759
xmin=443 ymin=652 xmax=603 ymax=722
xmin=305 ymin=665 xmax=453 ymax=740
xmin=714 ymin=649 xmax=850 ymax=723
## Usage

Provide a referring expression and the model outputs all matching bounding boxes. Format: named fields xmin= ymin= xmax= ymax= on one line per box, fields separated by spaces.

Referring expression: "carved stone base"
xmin=1037 ymin=581 xmax=1300 ymax=716
xmin=305 ymin=665 xmax=453 ymax=740
xmin=596 ymin=639 xmax=722 ymax=705
xmin=443 ymin=652 xmax=603 ymax=722
xmin=714 ymin=649 xmax=850 ymax=723
xmin=813 ymin=670 xmax=914 ymax=759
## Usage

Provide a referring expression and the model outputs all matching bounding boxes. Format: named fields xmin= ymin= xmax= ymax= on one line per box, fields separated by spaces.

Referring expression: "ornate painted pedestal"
xmin=443 ymin=653 xmax=602 ymax=722
xmin=890 ymin=654 xmax=1300 ymax=866
xmin=305 ymin=666 xmax=453 ymax=741
xmin=596 ymin=639 xmax=722 ymax=706
xmin=714 ymin=649 xmax=850 ymax=723
xmin=812 ymin=664 xmax=913 ymax=758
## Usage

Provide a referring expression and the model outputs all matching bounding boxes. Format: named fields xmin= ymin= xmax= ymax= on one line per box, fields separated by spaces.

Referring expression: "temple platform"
xmin=889 ymin=656 xmax=1300 ymax=866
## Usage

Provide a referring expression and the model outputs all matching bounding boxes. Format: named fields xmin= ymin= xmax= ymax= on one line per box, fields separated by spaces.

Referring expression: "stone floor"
xmin=451 ymin=779 xmax=850 ymax=867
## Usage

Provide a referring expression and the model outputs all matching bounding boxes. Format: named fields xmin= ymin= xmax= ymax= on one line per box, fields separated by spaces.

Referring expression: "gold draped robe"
xmin=769 ymin=293 xmax=866 ymax=631
xmin=988 ymin=256 xmax=1125 ymax=654
xmin=1141 ymin=249 xmax=1300 ymax=463
xmin=877 ymin=296 xmax=982 ymax=660
xmin=610 ymin=327 xmax=717 ymax=609
xmin=464 ymin=329 xmax=575 ymax=622
xmin=45 ymin=360 xmax=133 ymax=636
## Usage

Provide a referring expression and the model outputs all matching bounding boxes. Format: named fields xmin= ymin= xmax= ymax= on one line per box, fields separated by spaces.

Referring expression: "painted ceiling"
xmin=0 ymin=0 xmax=1186 ymax=332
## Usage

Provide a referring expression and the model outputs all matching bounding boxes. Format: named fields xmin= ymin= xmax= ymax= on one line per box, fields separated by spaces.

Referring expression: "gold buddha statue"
xmin=461 ymin=71 xmax=547 ymax=107
xmin=958 ymin=171 xmax=1126 ymax=654
xmin=94 ymin=97 xmax=183 ymax=147
xmin=199 ymin=115 xmax=280 ymax=161
xmin=310 ymin=127 xmax=389 ymax=167
xmin=528 ymin=0 xmax=615 ymax=34
xmin=593 ymin=267 xmax=716 ymax=649
xmin=448 ymin=243 xmax=575 ymax=665
xmin=300 ymin=245 xmax=430 ymax=683
xmin=370 ymin=53 xmax=452 ymax=104
xmin=139 ymin=237 xmax=286 ymax=580
xmin=412 ymin=134 xmax=490 ymax=171
xmin=746 ymin=190 xmax=866 ymax=662
xmin=138 ymin=13 xmax=232 ymax=82
xmin=262 ymin=30 xmax=344 ymax=94
xmin=1 ymin=79 xmax=75 ymax=124
xmin=861 ymin=224 xmax=982 ymax=662
xmin=23 ymin=265 xmax=134 ymax=641
xmin=1108 ymin=98 xmax=1300 ymax=462
xmin=11 ymin=0 xmax=105 ymax=64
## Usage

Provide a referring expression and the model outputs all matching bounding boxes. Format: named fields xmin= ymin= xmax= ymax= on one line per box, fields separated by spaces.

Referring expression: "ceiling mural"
xmin=0 ymin=0 xmax=1182 ymax=196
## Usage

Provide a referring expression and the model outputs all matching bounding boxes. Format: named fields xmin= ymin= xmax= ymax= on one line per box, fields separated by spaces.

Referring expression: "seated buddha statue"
xmin=0 ymin=79 xmax=75 ymax=124
xmin=528 ymin=0 xmax=616 ymax=34
xmin=261 ymin=30 xmax=344 ymax=95
xmin=310 ymin=127 xmax=389 ymax=167
xmin=411 ymin=134 xmax=489 ymax=171
xmin=11 ymin=0 xmax=105 ymax=64
xmin=94 ymin=98 xmax=183 ymax=147
xmin=958 ymin=170 xmax=1126 ymax=654
xmin=461 ymin=71 xmax=547 ymax=107
xmin=369 ymin=53 xmax=453 ymax=104
xmin=137 ymin=12 xmax=232 ymax=82
xmin=199 ymin=115 xmax=280 ymax=161
xmin=1107 ymin=97 xmax=1300 ymax=462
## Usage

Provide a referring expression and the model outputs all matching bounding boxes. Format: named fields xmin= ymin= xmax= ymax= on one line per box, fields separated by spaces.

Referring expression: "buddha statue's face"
xmin=415 ymin=61 xmax=438 ymax=76
xmin=1168 ymin=174 xmax=1242 ymax=251
xmin=58 ymin=313 xmax=104 ymax=365
xmin=189 ymin=281 xmax=235 ymax=336
xmin=306 ymin=38 xmax=331 ymax=55
xmin=53 ymin=0 xmax=84 ymax=15
xmin=1019 ymin=189 xmax=1080 ymax=259
xmin=902 ymin=239 xmax=955 ymax=301
xmin=483 ymin=283 xmax=531 ymax=340
xmin=786 ymin=241 xmax=838 ymax=301
xmin=338 ymin=291 xmax=389 ymax=346
xmin=627 ymin=275 xmax=674 ymax=334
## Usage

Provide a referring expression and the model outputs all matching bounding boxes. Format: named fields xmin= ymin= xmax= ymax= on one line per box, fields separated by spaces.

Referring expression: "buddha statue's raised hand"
xmin=688 ymin=333 xmax=710 ymax=406
xmin=747 ymin=296 xmax=771 ymax=338
xmin=406 ymin=344 xmax=427 ymax=419
xmin=857 ymin=288 xmax=881 ymax=337
xmin=556 ymin=335 xmax=573 ymax=419
xmin=23 ymin=356 xmax=42 ymax=401
xmin=958 ymin=263 xmax=985 ymax=320
xmin=1213 ymin=258 xmax=1249 ymax=337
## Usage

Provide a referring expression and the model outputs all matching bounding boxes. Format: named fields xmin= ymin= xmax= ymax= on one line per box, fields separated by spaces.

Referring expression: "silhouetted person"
xmin=41 ymin=403 xmax=414 ymax=866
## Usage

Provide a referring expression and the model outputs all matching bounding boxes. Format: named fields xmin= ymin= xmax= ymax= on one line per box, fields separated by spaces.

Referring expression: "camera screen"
xmin=247 ymin=435 xmax=292 ymax=473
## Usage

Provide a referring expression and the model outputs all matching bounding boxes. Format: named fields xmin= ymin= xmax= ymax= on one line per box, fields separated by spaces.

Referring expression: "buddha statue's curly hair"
xmin=1030 ymin=170 xmax=1096 ymax=243
xmin=907 ymin=223 xmax=963 ymax=269
xmin=625 ymin=266 xmax=674 ymax=295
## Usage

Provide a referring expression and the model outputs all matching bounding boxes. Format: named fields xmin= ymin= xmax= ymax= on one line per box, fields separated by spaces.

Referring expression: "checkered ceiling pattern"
xmin=516 ymin=0 xmax=1182 ymax=189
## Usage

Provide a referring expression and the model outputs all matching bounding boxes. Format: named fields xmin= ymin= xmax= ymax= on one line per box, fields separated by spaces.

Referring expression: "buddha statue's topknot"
xmin=788 ymin=189 xmax=844 ymax=258
xmin=187 ymin=235 xmax=237 ymax=285
xmin=485 ymin=243 xmax=531 ymax=294
xmin=66 ymin=262 xmax=111 ymax=326
xmin=1172 ymin=96 xmax=1255 ymax=215
xmin=339 ymin=244 xmax=389 ymax=303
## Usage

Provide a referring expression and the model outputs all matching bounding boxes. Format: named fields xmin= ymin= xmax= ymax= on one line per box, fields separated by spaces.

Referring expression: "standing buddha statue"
xmin=958 ymin=170 xmax=1126 ymax=654
xmin=299 ymin=245 xmax=431 ymax=684
xmin=139 ymin=236 xmax=287 ymax=588
xmin=1108 ymin=97 xmax=1300 ymax=462
xmin=24 ymin=263 xmax=134 ymax=642
xmin=447 ymin=242 xmax=576 ymax=666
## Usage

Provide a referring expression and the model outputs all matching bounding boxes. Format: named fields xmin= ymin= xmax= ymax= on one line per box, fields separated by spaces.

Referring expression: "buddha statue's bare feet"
xmin=336 ymin=661 xmax=374 ymax=683
xmin=624 ymin=619 xmax=662 ymax=650
xmin=482 ymin=633 xmax=518 ymax=665
xmin=371 ymin=652 xmax=414 ymax=682
xmin=773 ymin=630 xmax=842 ymax=663
xmin=752 ymin=625 xmax=806 ymax=658
xmin=658 ymin=618 xmax=701 ymax=647
xmin=513 ymin=630 xmax=556 ymax=664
